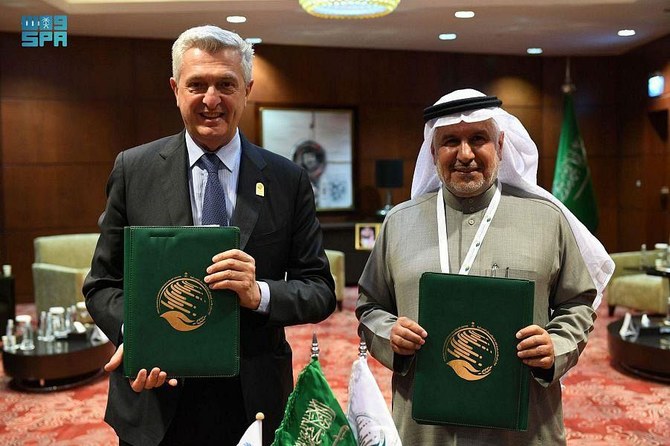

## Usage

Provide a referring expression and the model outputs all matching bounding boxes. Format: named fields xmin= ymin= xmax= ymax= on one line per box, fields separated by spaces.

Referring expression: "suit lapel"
xmin=158 ymin=131 xmax=193 ymax=226
xmin=231 ymin=135 xmax=266 ymax=250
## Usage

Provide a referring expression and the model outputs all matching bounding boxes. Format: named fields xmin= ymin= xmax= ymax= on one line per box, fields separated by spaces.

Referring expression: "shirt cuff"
xmin=255 ymin=281 xmax=270 ymax=314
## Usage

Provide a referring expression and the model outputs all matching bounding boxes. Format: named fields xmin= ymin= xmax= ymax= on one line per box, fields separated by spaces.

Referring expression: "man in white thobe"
xmin=356 ymin=89 xmax=614 ymax=446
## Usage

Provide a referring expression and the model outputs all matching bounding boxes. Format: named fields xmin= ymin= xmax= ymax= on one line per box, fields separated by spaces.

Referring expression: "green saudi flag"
xmin=272 ymin=358 xmax=356 ymax=446
xmin=552 ymin=92 xmax=599 ymax=233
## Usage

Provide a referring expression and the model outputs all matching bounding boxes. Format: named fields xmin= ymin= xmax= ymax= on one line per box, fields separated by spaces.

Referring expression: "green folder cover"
xmin=123 ymin=226 xmax=240 ymax=379
xmin=413 ymin=272 xmax=534 ymax=431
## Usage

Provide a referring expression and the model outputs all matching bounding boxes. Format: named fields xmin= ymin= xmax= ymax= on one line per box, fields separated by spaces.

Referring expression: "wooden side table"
xmin=2 ymin=331 xmax=115 ymax=392
xmin=607 ymin=316 xmax=670 ymax=383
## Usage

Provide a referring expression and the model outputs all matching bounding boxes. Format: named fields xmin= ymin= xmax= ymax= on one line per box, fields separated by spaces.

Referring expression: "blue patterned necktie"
xmin=200 ymin=153 xmax=228 ymax=226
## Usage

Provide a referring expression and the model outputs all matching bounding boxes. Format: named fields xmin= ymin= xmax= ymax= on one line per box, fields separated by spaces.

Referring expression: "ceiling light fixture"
xmin=226 ymin=16 xmax=247 ymax=23
xmin=299 ymin=0 xmax=401 ymax=19
xmin=439 ymin=33 xmax=457 ymax=41
xmin=617 ymin=29 xmax=636 ymax=37
xmin=527 ymin=47 xmax=543 ymax=55
xmin=454 ymin=11 xmax=475 ymax=19
xmin=245 ymin=37 xmax=263 ymax=45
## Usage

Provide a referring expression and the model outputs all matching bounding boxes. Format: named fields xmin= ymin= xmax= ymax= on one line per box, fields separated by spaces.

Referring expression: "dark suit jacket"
xmin=83 ymin=131 xmax=336 ymax=446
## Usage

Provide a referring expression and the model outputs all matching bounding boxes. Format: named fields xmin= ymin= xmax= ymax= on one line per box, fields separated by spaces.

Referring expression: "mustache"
xmin=453 ymin=161 xmax=479 ymax=171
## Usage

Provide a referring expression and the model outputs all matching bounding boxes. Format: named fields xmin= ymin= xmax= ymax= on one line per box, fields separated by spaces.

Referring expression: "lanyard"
xmin=437 ymin=180 xmax=502 ymax=275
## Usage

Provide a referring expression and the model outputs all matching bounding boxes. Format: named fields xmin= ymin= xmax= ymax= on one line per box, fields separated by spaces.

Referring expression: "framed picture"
xmin=355 ymin=223 xmax=381 ymax=251
xmin=259 ymin=106 xmax=354 ymax=211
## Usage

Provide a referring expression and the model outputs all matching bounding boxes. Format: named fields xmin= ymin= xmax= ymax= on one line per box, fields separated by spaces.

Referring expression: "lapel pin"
xmin=256 ymin=182 xmax=265 ymax=197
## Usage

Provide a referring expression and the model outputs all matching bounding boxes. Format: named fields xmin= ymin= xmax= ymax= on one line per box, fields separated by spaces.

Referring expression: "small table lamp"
xmin=375 ymin=159 xmax=403 ymax=217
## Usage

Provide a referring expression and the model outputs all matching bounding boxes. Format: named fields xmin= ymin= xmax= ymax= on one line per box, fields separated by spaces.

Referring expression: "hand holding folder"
xmin=516 ymin=324 xmax=555 ymax=370
xmin=206 ymin=248 xmax=263 ymax=310
xmin=123 ymin=226 xmax=241 ymax=379
xmin=104 ymin=343 xmax=179 ymax=392
xmin=412 ymin=272 xmax=534 ymax=431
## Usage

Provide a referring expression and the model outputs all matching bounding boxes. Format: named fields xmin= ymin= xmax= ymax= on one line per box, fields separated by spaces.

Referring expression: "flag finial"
xmin=255 ymin=412 xmax=264 ymax=421
xmin=311 ymin=331 xmax=319 ymax=359
xmin=562 ymin=57 xmax=576 ymax=94
xmin=358 ymin=339 xmax=368 ymax=358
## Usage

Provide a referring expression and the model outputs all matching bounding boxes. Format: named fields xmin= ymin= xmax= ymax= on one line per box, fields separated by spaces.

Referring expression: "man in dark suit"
xmin=83 ymin=25 xmax=336 ymax=446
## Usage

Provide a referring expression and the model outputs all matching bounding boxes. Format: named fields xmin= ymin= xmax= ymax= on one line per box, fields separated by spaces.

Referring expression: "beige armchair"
xmin=325 ymin=249 xmax=346 ymax=310
xmin=32 ymin=233 xmax=99 ymax=315
xmin=606 ymin=251 xmax=668 ymax=316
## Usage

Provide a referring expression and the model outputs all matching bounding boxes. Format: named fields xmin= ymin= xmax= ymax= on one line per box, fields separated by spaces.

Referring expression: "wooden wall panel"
xmin=506 ymin=105 xmax=544 ymax=145
xmin=358 ymin=49 xmax=447 ymax=107
xmin=3 ymin=164 xmax=109 ymax=230
xmin=133 ymin=99 xmax=184 ymax=145
xmin=132 ymin=39 xmax=175 ymax=100
xmin=240 ymin=101 xmax=258 ymax=145
xmin=252 ymin=46 xmax=361 ymax=105
xmin=357 ymin=104 xmax=427 ymax=211
xmin=357 ymin=104 xmax=424 ymax=160
xmin=619 ymin=107 xmax=646 ymax=156
xmin=0 ymin=36 xmax=134 ymax=101
xmin=490 ymin=78 xmax=543 ymax=109
xmin=590 ymin=157 xmax=618 ymax=210
xmin=590 ymin=156 xmax=618 ymax=249
xmin=644 ymin=110 xmax=669 ymax=156
xmin=569 ymin=58 xmax=620 ymax=106
xmin=643 ymin=152 xmax=668 ymax=242
xmin=1 ymin=99 xmax=133 ymax=164
xmin=618 ymin=209 xmax=648 ymax=252
xmin=540 ymin=101 xmax=561 ymax=165
xmin=618 ymin=156 xmax=644 ymax=210
xmin=355 ymin=160 xmax=380 ymax=216
xmin=538 ymin=158 xmax=556 ymax=194
xmin=2 ymin=31 xmax=668 ymax=302
xmin=617 ymin=35 xmax=670 ymax=251
xmin=581 ymin=105 xmax=619 ymax=248
xmin=453 ymin=54 xmax=544 ymax=97
xmin=597 ymin=206 xmax=618 ymax=252
xmin=578 ymin=106 xmax=618 ymax=157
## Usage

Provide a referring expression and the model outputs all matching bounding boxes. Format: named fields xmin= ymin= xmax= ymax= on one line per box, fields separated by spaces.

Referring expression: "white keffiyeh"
xmin=411 ymin=89 xmax=614 ymax=308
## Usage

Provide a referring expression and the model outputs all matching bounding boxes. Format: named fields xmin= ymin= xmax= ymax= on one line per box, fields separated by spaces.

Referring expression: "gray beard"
xmin=440 ymin=164 xmax=499 ymax=198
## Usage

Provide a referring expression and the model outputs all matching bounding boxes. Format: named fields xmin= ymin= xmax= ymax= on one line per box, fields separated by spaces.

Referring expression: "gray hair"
xmin=171 ymin=25 xmax=254 ymax=84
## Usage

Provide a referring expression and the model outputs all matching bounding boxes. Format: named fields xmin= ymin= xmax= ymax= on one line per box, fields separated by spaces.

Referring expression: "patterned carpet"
xmin=0 ymin=289 xmax=668 ymax=445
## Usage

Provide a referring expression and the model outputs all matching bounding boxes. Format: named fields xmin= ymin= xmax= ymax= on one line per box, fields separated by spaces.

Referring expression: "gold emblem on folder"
xmin=256 ymin=182 xmax=265 ymax=197
xmin=443 ymin=322 xmax=499 ymax=381
xmin=156 ymin=273 xmax=212 ymax=332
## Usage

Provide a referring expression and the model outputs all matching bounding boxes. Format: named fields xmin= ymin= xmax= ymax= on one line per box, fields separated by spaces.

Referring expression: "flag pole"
xmin=311 ymin=331 xmax=319 ymax=359
xmin=358 ymin=339 xmax=367 ymax=358
xmin=553 ymin=56 xmax=599 ymax=233
xmin=256 ymin=412 xmax=264 ymax=445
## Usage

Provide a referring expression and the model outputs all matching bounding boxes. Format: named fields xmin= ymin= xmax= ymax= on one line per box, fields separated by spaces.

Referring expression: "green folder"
xmin=123 ymin=226 xmax=240 ymax=379
xmin=413 ymin=272 xmax=534 ymax=431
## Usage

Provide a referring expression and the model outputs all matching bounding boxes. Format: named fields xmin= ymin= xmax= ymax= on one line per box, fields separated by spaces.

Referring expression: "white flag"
xmin=236 ymin=418 xmax=262 ymax=446
xmin=347 ymin=356 xmax=402 ymax=446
